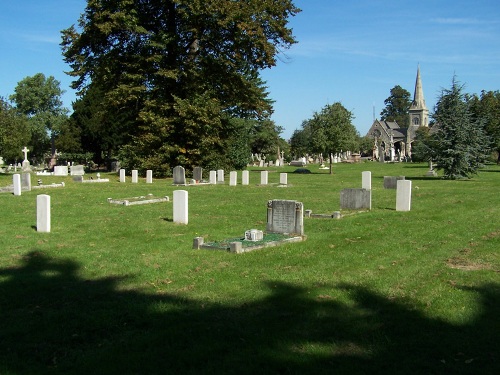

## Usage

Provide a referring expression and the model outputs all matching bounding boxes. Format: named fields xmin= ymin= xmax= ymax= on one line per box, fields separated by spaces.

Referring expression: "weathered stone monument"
xmin=193 ymin=167 xmax=203 ymax=182
xmin=384 ymin=176 xmax=405 ymax=189
xmin=209 ymin=170 xmax=217 ymax=184
xmin=229 ymin=171 xmax=237 ymax=186
xmin=266 ymin=199 xmax=304 ymax=235
xmin=70 ymin=165 xmax=85 ymax=176
xmin=21 ymin=173 xmax=31 ymax=191
xmin=146 ymin=170 xmax=153 ymax=184
xmin=260 ymin=170 xmax=268 ymax=185
xmin=396 ymin=180 xmax=412 ymax=211
xmin=362 ymin=171 xmax=372 ymax=190
xmin=173 ymin=166 xmax=186 ymax=185
xmin=340 ymin=188 xmax=371 ymax=210
xmin=119 ymin=169 xmax=126 ymax=183
xmin=242 ymin=170 xmax=249 ymax=185
xmin=173 ymin=190 xmax=188 ymax=224
xmin=37 ymin=194 xmax=51 ymax=233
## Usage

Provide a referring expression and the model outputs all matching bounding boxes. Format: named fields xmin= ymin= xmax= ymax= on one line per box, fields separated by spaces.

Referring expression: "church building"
xmin=366 ymin=66 xmax=428 ymax=161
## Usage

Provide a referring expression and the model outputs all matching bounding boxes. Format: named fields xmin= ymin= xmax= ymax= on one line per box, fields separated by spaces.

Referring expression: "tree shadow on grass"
xmin=0 ymin=251 xmax=498 ymax=375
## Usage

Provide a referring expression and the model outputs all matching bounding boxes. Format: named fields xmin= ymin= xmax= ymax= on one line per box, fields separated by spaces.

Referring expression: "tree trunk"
xmin=329 ymin=153 xmax=333 ymax=175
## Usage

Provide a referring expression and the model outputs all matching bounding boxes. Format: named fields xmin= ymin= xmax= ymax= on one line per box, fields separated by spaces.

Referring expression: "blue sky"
xmin=1 ymin=0 xmax=499 ymax=140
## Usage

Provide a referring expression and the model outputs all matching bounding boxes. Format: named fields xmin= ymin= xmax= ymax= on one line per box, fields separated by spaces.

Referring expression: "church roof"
xmin=410 ymin=65 xmax=427 ymax=110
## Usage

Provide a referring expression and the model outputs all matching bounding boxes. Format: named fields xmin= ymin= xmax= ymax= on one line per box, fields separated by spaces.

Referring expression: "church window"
xmin=413 ymin=117 xmax=420 ymax=125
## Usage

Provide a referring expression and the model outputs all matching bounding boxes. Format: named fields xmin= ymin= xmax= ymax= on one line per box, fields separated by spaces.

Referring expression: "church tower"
xmin=408 ymin=65 xmax=429 ymax=127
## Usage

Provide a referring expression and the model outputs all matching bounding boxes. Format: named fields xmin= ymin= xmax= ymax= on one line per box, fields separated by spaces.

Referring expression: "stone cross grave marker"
xmin=22 ymin=146 xmax=29 ymax=161
xmin=266 ymin=199 xmax=304 ymax=235
xmin=173 ymin=166 xmax=186 ymax=185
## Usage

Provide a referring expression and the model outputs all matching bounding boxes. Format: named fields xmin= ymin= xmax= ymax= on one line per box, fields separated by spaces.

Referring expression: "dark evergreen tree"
xmin=432 ymin=78 xmax=488 ymax=179
xmin=380 ymin=85 xmax=412 ymax=127
xmin=469 ymin=90 xmax=500 ymax=163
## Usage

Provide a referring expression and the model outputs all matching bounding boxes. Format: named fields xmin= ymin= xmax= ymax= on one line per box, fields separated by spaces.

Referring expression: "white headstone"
xmin=13 ymin=174 xmax=21 ymax=196
xmin=119 ymin=169 xmax=126 ymax=183
xmin=280 ymin=173 xmax=288 ymax=185
xmin=173 ymin=190 xmax=188 ymax=224
xmin=131 ymin=170 xmax=138 ymax=183
xmin=21 ymin=173 xmax=32 ymax=191
xmin=209 ymin=170 xmax=217 ymax=184
xmin=54 ymin=166 xmax=68 ymax=176
xmin=70 ymin=165 xmax=85 ymax=176
xmin=362 ymin=171 xmax=372 ymax=190
xmin=37 ymin=194 xmax=51 ymax=232
xmin=396 ymin=180 xmax=412 ymax=211
xmin=146 ymin=170 xmax=153 ymax=183
xmin=229 ymin=171 xmax=237 ymax=186
xmin=242 ymin=170 xmax=249 ymax=185
xmin=22 ymin=146 xmax=29 ymax=161
xmin=217 ymin=169 xmax=224 ymax=184
xmin=260 ymin=171 xmax=268 ymax=185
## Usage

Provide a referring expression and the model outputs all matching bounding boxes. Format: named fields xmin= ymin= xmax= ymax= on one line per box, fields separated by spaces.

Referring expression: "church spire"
xmin=411 ymin=65 xmax=426 ymax=110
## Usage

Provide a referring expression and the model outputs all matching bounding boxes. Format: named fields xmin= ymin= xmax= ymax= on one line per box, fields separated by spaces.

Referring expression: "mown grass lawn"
xmin=0 ymin=162 xmax=498 ymax=374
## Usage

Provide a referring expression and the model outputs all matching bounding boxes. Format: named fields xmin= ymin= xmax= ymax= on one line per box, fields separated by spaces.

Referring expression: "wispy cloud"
xmin=20 ymin=33 xmax=60 ymax=44
xmin=430 ymin=17 xmax=483 ymax=25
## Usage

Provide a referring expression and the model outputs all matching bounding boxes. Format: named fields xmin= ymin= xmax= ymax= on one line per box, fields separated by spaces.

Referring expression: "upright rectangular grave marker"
xmin=340 ymin=188 xmax=371 ymax=210
xmin=229 ymin=171 xmax=237 ymax=186
xmin=362 ymin=171 xmax=372 ymax=190
xmin=209 ymin=170 xmax=217 ymax=184
xmin=280 ymin=173 xmax=288 ymax=185
xmin=396 ymin=180 xmax=412 ymax=211
xmin=70 ymin=165 xmax=85 ymax=176
xmin=260 ymin=171 xmax=268 ymax=185
xmin=21 ymin=172 xmax=31 ymax=191
xmin=384 ymin=176 xmax=405 ymax=189
xmin=131 ymin=170 xmax=138 ymax=183
xmin=13 ymin=174 xmax=21 ymax=196
xmin=146 ymin=170 xmax=153 ymax=184
xmin=193 ymin=167 xmax=203 ymax=182
xmin=173 ymin=190 xmax=188 ymax=224
xmin=54 ymin=166 xmax=68 ymax=176
xmin=217 ymin=169 xmax=224 ymax=184
xmin=37 ymin=194 xmax=51 ymax=232
xmin=242 ymin=170 xmax=249 ymax=185
xmin=119 ymin=169 xmax=126 ymax=183
xmin=266 ymin=199 xmax=304 ymax=235
xmin=173 ymin=166 xmax=186 ymax=185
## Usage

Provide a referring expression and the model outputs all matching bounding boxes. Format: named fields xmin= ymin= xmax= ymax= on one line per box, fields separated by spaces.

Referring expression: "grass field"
xmin=0 ymin=162 xmax=498 ymax=374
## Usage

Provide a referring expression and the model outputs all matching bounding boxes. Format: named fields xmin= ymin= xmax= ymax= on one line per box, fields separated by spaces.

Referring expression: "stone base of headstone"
xmin=230 ymin=242 xmax=243 ymax=254
xmin=193 ymin=237 xmax=204 ymax=249
xmin=426 ymin=169 xmax=437 ymax=177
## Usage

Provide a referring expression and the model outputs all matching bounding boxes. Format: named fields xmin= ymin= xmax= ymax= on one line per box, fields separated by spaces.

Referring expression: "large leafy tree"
xmin=0 ymin=97 xmax=31 ymax=162
xmin=9 ymin=73 xmax=68 ymax=160
xmin=432 ymin=78 xmax=488 ymax=179
xmin=307 ymin=102 xmax=359 ymax=174
xmin=469 ymin=90 xmax=500 ymax=163
xmin=380 ymin=85 xmax=411 ymax=127
xmin=61 ymin=0 xmax=299 ymax=175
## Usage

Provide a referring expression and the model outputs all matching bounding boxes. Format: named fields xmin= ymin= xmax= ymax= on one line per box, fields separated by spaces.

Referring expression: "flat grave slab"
xmin=194 ymin=233 xmax=305 ymax=253
xmin=108 ymin=194 xmax=169 ymax=206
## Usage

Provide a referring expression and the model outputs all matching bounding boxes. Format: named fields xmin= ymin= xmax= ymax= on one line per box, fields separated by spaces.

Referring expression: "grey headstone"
xmin=70 ymin=165 xmax=85 ymax=176
xmin=193 ymin=167 xmax=203 ymax=182
xmin=340 ymin=188 xmax=371 ymax=210
xmin=21 ymin=173 xmax=31 ymax=191
xmin=173 ymin=166 xmax=186 ymax=185
xmin=383 ymin=176 xmax=405 ymax=189
xmin=266 ymin=199 xmax=304 ymax=235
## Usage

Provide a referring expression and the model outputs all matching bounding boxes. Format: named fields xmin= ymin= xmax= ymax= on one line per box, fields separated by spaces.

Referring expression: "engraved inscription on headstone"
xmin=266 ymin=199 xmax=304 ymax=235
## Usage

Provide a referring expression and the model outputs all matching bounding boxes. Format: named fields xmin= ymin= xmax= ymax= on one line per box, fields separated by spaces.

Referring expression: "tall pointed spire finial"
xmin=411 ymin=64 xmax=426 ymax=109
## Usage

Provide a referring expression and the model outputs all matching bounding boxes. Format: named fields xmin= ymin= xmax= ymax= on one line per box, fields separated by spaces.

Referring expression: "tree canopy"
xmin=61 ymin=0 xmax=300 ymax=175
xmin=431 ymin=77 xmax=488 ymax=179
xmin=380 ymin=85 xmax=411 ymax=127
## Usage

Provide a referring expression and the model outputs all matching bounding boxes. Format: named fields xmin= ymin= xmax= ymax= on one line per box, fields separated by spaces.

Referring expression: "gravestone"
xmin=131 ymin=170 xmax=138 ymax=183
xmin=362 ymin=171 xmax=372 ymax=190
xmin=70 ymin=165 xmax=85 ymax=176
xmin=119 ymin=169 xmax=126 ymax=183
xmin=54 ymin=166 xmax=68 ymax=176
xmin=146 ymin=170 xmax=153 ymax=184
xmin=229 ymin=171 xmax=237 ymax=186
xmin=37 ymin=194 xmax=51 ymax=233
xmin=260 ymin=171 xmax=268 ymax=185
xmin=242 ymin=170 xmax=249 ymax=185
xmin=396 ymin=180 xmax=412 ymax=211
xmin=173 ymin=166 xmax=186 ymax=185
xmin=209 ymin=170 xmax=217 ymax=184
xmin=279 ymin=173 xmax=288 ymax=185
xmin=384 ymin=176 xmax=405 ymax=189
xmin=217 ymin=169 xmax=224 ymax=184
xmin=21 ymin=173 xmax=31 ymax=191
xmin=21 ymin=146 xmax=31 ymax=171
xmin=340 ymin=188 xmax=371 ymax=210
xmin=13 ymin=174 xmax=21 ymax=196
xmin=193 ymin=167 xmax=203 ymax=182
xmin=266 ymin=199 xmax=304 ymax=235
xmin=173 ymin=190 xmax=188 ymax=224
